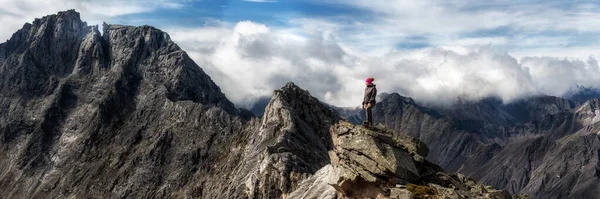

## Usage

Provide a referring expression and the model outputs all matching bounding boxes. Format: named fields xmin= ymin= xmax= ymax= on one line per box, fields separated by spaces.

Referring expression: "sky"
xmin=1 ymin=0 xmax=600 ymax=107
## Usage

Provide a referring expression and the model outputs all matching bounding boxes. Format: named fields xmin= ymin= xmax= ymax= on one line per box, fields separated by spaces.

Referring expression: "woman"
xmin=362 ymin=77 xmax=377 ymax=126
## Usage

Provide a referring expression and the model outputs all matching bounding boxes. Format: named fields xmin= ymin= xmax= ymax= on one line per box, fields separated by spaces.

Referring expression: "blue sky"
xmin=3 ymin=0 xmax=599 ymax=57
xmin=1 ymin=0 xmax=600 ymax=107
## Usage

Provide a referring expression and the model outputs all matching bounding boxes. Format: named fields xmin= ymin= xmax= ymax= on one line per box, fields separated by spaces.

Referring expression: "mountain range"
xmin=336 ymin=93 xmax=600 ymax=199
xmin=1 ymin=10 xmax=598 ymax=199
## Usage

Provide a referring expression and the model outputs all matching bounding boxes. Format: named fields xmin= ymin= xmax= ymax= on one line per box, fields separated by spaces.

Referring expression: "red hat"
xmin=366 ymin=77 xmax=374 ymax=83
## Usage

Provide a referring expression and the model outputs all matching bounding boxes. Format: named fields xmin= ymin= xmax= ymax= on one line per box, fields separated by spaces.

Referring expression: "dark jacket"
xmin=363 ymin=84 xmax=377 ymax=105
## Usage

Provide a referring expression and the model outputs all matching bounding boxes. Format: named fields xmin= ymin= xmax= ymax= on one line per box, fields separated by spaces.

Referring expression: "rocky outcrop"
xmin=286 ymin=165 xmax=338 ymax=199
xmin=336 ymin=92 xmax=600 ymax=199
xmin=328 ymin=123 xmax=421 ymax=195
xmin=226 ymin=82 xmax=341 ymax=198
xmin=575 ymin=98 xmax=600 ymax=126
xmin=288 ymin=122 xmax=529 ymax=199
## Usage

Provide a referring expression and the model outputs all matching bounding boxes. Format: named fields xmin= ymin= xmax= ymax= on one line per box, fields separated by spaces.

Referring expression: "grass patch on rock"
xmin=406 ymin=184 xmax=437 ymax=199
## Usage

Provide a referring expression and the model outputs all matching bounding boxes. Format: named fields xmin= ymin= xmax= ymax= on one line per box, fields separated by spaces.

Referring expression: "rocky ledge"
xmin=290 ymin=122 xmax=531 ymax=199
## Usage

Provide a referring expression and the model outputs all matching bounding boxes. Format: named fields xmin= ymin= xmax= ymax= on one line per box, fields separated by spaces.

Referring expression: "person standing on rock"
xmin=362 ymin=77 xmax=377 ymax=126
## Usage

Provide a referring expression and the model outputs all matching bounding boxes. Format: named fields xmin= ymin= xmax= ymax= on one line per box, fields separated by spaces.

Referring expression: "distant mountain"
xmin=564 ymin=86 xmax=600 ymax=104
xmin=248 ymin=96 xmax=271 ymax=117
xmin=0 ymin=10 xmax=523 ymax=199
xmin=337 ymin=92 xmax=600 ymax=199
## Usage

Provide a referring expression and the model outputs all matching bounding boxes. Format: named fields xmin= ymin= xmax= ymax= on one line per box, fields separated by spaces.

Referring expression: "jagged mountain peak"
xmin=380 ymin=92 xmax=417 ymax=105
xmin=275 ymin=82 xmax=320 ymax=102
xmin=0 ymin=10 xmax=252 ymax=198
xmin=0 ymin=9 xmax=236 ymax=113
xmin=36 ymin=9 xmax=84 ymax=24
xmin=102 ymin=22 xmax=173 ymax=43
xmin=4 ymin=9 xmax=89 ymax=49
xmin=264 ymin=82 xmax=341 ymax=127
xmin=228 ymin=82 xmax=342 ymax=198
xmin=580 ymin=98 xmax=600 ymax=108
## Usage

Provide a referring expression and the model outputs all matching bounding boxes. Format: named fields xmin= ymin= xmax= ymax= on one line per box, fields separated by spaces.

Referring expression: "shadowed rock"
xmin=0 ymin=10 xmax=247 ymax=199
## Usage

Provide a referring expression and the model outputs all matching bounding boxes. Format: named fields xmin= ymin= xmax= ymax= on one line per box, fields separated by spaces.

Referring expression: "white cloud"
xmin=171 ymin=21 xmax=600 ymax=108
xmin=296 ymin=0 xmax=600 ymax=58
xmin=168 ymin=26 xmax=233 ymax=54
xmin=445 ymin=37 xmax=508 ymax=47
xmin=510 ymin=46 xmax=600 ymax=60
xmin=172 ymin=21 xmax=356 ymax=107
xmin=521 ymin=56 xmax=600 ymax=97
xmin=329 ymin=0 xmax=600 ymax=33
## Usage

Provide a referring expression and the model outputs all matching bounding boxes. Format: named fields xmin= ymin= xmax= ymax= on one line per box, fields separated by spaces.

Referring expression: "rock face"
xmin=226 ymin=82 xmax=341 ymax=198
xmin=328 ymin=123 xmax=421 ymax=195
xmin=337 ymin=92 xmax=600 ymax=199
xmin=0 ymin=10 xmax=251 ymax=198
xmin=290 ymin=122 xmax=528 ymax=199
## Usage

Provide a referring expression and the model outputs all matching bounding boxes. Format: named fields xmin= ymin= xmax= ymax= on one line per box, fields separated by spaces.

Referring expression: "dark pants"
xmin=365 ymin=107 xmax=373 ymax=126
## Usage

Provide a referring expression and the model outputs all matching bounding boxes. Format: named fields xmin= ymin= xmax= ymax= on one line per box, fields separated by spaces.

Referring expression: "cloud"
xmin=0 ymin=0 xmax=189 ymax=42
xmin=328 ymin=0 xmax=600 ymax=33
xmin=294 ymin=0 xmax=600 ymax=58
xmin=171 ymin=21 xmax=600 ymax=108
xmin=3 ymin=1 xmax=599 ymax=108
xmin=171 ymin=21 xmax=354 ymax=107
xmin=521 ymin=56 xmax=600 ymax=97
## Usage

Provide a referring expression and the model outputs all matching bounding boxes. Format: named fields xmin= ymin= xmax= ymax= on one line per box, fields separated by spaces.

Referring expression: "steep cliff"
xmin=0 ymin=10 xmax=252 ymax=198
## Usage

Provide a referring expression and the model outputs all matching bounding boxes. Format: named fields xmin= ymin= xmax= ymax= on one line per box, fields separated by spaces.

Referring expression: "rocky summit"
xmin=0 ymin=10 xmax=527 ymax=199
xmin=321 ymin=122 xmax=528 ymax=199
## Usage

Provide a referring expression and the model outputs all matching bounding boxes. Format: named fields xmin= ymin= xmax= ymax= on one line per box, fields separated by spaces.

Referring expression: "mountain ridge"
xmin=0 ymin=10 xmax=530 ymax=199
xmin=336 ymin=89 xmax=600 ymax=198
